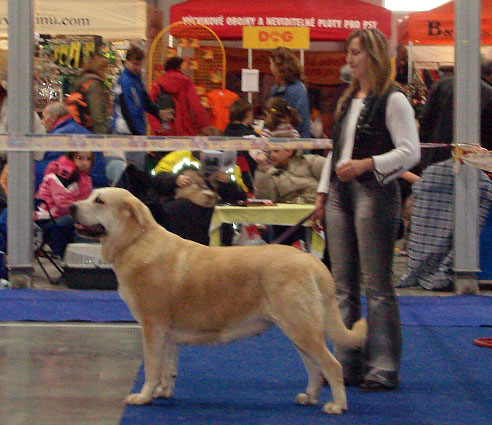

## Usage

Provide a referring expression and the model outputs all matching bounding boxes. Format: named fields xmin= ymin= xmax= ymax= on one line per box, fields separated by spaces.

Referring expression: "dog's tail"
xmin=316 ymin=267 xmax=367 ymax=349
xmin=324 ymin=297 xmax=367 ymax=350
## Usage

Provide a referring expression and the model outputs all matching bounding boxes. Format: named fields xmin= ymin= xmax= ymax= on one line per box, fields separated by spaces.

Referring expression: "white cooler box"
xmin=63 ymin=243 xmax=118 ymax=290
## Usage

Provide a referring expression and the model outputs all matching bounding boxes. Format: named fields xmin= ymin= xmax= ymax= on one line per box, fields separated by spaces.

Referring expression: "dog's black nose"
xmin=69 ymin=204 xmax=77 ymax=215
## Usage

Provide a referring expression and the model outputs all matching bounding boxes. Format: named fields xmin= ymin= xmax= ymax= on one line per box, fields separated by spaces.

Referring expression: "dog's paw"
xmin=124 ymin=393 xmax=152 ymax=405
xmin=322 ymin=401 xmax=346 ymax=415
xmin=295 ymin=393 xmax=318 ymax=406
xmin=152 ymin=384 xmax=173 ymax=399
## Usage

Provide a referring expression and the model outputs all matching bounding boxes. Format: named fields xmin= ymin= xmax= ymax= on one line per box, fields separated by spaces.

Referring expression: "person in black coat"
xmin=147 ymin=161 xmax=246 ymax=246
xmin=418 ymin=60 xmax=492 ymax=170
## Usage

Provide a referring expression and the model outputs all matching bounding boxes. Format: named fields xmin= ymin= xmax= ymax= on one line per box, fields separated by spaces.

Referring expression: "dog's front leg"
xmin=125 ymin=323 xmax=168 ymax=405
xmin=153 ymin=340 xmax=178 ymax=399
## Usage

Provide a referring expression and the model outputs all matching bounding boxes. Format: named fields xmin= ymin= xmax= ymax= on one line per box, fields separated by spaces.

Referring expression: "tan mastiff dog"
xmin=70 ymin=188 xmax=367 ymax=415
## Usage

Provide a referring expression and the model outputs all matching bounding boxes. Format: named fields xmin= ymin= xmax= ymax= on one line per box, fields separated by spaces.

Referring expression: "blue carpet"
xmin=398 ymin=295 xmax=492 ymax=326
xmin=120 ymin=326 xmax=492 ymax=425
xmin=1 ymin=289 xmax=492 ymax=326
xmin=0 ymin=289 xmax=133 ymax=322
xmin=0 ymin=289 xmax=490 ymax=424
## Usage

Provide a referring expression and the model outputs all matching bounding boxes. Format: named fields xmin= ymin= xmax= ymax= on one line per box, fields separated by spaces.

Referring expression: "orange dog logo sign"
xmin=259 ymin=29 xmax=293 ymax=43
xmin=243 ymin=26 xmax=310 ymax=49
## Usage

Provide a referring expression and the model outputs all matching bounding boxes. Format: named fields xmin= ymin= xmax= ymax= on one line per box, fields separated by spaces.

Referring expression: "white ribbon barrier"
xmin=3 ymin=135 xmax=490 ymax=173
xmin=451 ymin=143 xmax=492 ymax=173
xmin=0 ymin=134 xmax=332 ymax=152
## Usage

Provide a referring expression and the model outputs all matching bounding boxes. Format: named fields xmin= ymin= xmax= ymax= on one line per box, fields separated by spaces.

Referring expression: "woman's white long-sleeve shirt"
xmin=317 ymin=91 xmax=420 ymax=194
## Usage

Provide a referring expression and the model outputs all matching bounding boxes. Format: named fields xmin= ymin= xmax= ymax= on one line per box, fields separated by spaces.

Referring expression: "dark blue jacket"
xmin=112 ymin=67 xmax=160 ymax=135
xmin=34 ymin=116 xmax=107 ymax=190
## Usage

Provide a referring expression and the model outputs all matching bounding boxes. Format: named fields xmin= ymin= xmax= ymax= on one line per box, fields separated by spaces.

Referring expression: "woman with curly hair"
xmin=261 ymin=96 xmax=301 ymax=139
xmin=268 ymin=47 xmax=310 ymax=138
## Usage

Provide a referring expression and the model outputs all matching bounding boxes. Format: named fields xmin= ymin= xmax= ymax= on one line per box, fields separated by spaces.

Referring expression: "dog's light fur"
xmin=71 ymin=188 xmax=367 ymax=414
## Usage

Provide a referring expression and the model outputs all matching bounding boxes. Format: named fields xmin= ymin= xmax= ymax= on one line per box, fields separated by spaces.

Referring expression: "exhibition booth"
xmin=0 ymin=0 xmax=162 ymax=110
xmin=170 ymin=0 xmax=392 ymax=84
xmin=398 ymin=0 xmax=492 ymax=83
xmin=168 ymin=0 xmax=392 ymax=130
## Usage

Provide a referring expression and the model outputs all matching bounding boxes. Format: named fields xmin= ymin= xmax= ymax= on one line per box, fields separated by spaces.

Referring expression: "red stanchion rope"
xmin=473 ymin=338 xmax=492 ymax=348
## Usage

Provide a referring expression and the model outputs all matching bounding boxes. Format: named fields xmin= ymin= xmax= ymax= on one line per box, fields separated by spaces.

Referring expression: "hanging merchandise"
xmin=209 ymin=67 xmax=222 ymax=84
xmin=32 ymin=35 xmax=123 ymax=112
xmin=147 ymin=20 xmax=227 ymax=117
xmin=167 ymin=47 xmax=178 ymax=58
xmin=189 ymin=59 xmax=199 ymax=71
xmin=202 ymin=47 xmax=215 ymax=61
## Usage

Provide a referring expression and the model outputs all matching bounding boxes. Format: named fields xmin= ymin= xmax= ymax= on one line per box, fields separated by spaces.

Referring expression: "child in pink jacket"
xmin=34 ymin=152 xmax=94 ymax=257
xmin=35 ymin=152 xmax=93 ymax=221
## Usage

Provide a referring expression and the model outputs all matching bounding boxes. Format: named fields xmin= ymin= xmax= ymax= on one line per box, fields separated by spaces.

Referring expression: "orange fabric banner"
xmin=404 ymin=0 xmax=492 ymax=45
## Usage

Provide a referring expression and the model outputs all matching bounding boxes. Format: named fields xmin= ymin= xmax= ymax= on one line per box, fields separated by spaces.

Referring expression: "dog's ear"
xmin=123 ymin=196 xmax=152 ymax=228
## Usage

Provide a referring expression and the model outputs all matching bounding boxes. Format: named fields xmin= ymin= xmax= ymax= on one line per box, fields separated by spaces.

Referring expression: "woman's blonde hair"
xmin=336 ymin=29 xmax=392 ymax=118
xmin=82 ymin=52 xmax=110 ymax=77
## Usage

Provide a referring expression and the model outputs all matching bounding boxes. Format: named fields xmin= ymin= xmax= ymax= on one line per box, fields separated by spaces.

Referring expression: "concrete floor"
xmin=1 ymin=247 xmax=491 ymax=425
xmin=0 ymin=322 xmax=142 ymax=425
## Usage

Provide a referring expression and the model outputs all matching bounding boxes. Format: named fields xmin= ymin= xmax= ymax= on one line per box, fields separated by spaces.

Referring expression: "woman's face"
xmin=269 ymin=149 xmax=293 ymax=168
xmin=269 ymin=58 xmax=279 ymax=78
xmin=346 ymin=37 xmax=369 ymax=83
xmin=41 ymin=108 xmax=56 ymax=131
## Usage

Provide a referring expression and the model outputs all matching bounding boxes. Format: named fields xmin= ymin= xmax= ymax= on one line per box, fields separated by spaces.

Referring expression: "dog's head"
xmin=175 ymin=169 xmax=218 ymax=208
xmin=70 ymin=188 xmax=155 ymax=242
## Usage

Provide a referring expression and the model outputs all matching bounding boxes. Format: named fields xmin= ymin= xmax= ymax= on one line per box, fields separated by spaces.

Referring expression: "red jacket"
xmin=148 ymin=70 xmax=210 ymax=136
xmin=34 ymin=155 xmax=93 ymax=221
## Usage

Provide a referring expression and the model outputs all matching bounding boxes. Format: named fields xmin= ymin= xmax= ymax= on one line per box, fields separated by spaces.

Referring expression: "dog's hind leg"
xmin=315 ymin=349 xmax=346 ymax=414
xmin=125 ymin=323 xmax=168 ymax=405
xmin=277 ymin=321 xmax=347 ymax=414
xmin=153 ymin=340 xmax=178 ymax=399
xmin=294 ymin=350 xmax=323 ymax=406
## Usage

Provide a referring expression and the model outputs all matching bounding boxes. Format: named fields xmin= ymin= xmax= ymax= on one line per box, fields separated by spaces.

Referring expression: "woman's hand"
xmin=176 ymin=174 xmax=192 ymax=187
xmin=255 ymin=152 xmax=270 ymax=168
xmin=311 ymin=193 xmax=327 ymax=232
xmin=159 ymin=108 xmax=174 ymax=121
xmin=335 ymin=158 xmax=374 ymax=182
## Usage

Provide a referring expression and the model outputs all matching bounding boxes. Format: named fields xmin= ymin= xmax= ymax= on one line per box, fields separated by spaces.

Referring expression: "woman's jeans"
xmin=325 ymin=178 xmax=402 ymax=387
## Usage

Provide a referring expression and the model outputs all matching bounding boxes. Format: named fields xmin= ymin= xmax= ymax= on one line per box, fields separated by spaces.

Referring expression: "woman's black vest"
xmin=331 ymin=85 xmax=403 ymax=183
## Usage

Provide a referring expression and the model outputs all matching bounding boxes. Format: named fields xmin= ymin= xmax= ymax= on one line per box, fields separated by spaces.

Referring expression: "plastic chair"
xmin=105 ymin=157 xmax=128 ymax=187
xmin=33 ymin=220 xmax=65 ymax=285
xmin=0 ymin=202 xmax=69 ymax=285
xmin=33 ymin=199 xmax=70 ymax=285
